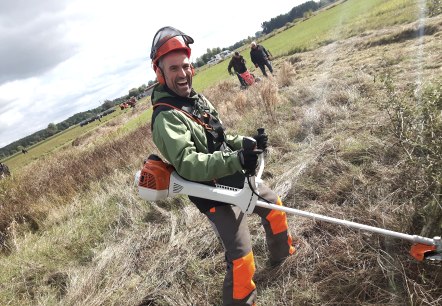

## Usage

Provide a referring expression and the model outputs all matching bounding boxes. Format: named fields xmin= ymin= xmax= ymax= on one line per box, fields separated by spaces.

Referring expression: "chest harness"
xmin=151 ymin=96 xmax=226 ymax=153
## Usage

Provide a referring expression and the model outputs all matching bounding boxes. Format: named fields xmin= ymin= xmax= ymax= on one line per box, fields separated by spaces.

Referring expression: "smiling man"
xmin=148 ymin=26 xmax=296 ymax=305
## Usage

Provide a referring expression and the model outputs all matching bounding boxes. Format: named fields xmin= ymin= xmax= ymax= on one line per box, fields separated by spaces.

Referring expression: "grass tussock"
xmin=276 ymin=61 xmax=297 ymax=87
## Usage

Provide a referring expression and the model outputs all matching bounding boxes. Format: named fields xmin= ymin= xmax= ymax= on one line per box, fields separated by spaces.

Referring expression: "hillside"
xmin=0 ymin=0 xmax=441 ymax=305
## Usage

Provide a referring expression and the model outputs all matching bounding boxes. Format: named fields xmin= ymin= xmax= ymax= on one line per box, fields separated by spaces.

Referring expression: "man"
xmin=149 ymin=26 xmax=295 ymax=305
xmin=228 ymin=51 xmax=248 ymax=87
xmin=0 ymin=162 xmax=10 ymax=178
xmin=250 ymin=41 xmax=273 ymax=77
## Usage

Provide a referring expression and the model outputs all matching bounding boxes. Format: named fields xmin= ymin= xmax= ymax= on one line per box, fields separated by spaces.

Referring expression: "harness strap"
xmin=152 ymin=101 xmax=225 ymax=153
xmin=153 ymin=102 xmax=214 ymax=131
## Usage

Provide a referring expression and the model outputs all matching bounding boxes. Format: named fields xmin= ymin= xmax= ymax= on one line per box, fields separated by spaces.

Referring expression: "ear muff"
xmin=153 ymin=64 xmax=166 ymax=85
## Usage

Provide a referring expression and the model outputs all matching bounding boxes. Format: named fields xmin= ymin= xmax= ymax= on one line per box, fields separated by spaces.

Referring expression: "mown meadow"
xmin=0 ymin=0 xmax=441 ymax=305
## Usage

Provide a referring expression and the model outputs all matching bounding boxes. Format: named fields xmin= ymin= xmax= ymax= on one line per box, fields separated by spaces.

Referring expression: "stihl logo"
xmin=173 ymin=183 xmax=183 ymax=193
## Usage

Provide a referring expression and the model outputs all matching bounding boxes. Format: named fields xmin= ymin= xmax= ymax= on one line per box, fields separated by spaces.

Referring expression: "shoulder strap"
xmin=152 ymin=102 xmax=214 ymax=131
xmin=151 ymin=101 xmax=226 ymax=153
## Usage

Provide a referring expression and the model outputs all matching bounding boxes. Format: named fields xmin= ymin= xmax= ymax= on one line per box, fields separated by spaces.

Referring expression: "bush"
xmin=380 ymin=77 xmax=442 ymax=237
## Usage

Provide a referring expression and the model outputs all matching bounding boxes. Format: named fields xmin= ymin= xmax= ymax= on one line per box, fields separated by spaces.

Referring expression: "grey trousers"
xmin=202 ymin=183 xmax=295 ymax=305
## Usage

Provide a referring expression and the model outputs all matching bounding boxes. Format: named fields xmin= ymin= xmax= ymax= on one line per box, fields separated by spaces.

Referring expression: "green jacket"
xmin=151 ymin=85 xmax=244 ymax=182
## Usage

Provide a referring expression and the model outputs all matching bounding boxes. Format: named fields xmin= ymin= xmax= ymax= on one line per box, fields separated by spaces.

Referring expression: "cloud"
xmin=0 ymin=97 xmax=16 ymax=114
xmin=0 ymin=0 xmax=78 ymax=85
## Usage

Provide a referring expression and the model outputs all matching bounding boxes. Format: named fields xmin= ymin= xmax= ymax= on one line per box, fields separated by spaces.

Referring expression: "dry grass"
xmin=1 ymin=13 xmax=442 ymax=306
xmin=0 ymin=125 xmax=154 ymax=252
xmin=276 ymin=61 xmax=297 ymax=88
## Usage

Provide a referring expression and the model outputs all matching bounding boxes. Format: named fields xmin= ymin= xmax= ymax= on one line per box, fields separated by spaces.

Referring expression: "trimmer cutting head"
xmin=410 ymin=236 xmax=442 ymax=262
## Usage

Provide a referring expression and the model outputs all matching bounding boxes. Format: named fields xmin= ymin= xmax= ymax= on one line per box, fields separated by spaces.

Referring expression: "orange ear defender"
xmin=154 ymin=64 xmax=166 ymax=85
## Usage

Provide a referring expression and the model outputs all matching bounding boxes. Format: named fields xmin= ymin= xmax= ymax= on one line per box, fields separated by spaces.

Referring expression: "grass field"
xmin=193 ymin=0 xmax=421 ymax=91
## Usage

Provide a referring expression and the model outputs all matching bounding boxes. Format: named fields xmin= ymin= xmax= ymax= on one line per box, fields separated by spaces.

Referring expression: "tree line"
xmin=261 ymin=0 xmax=337 ymax=34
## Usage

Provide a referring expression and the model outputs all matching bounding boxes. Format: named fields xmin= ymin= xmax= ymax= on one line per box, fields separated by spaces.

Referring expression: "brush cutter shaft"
xmin=253 ymin=155 xmax=438 ymax=247
xmin=255 ymin=201 xmax=437 ymax=246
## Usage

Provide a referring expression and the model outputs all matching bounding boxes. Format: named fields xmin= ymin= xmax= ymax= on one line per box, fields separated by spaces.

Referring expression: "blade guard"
xmin=410 ymin=236 xmax=442 ymax=262
xmin=410 ymin=243 xmax=437 ymax=261
xmin=136 ymin=154 xmax=174 ymax=201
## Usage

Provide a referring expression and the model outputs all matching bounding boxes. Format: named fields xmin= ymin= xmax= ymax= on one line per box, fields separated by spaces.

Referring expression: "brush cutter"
xmin=134 ymin=132 xmax=441 ymax=263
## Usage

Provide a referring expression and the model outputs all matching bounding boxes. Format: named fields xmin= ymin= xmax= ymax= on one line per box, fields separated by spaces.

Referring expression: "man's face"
xmin=161 ymin=50 xmax=193 ymax=97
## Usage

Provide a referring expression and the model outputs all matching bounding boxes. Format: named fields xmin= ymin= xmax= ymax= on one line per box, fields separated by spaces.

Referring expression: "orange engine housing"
xmin=139 ymin=155 xmax=174 ymax=191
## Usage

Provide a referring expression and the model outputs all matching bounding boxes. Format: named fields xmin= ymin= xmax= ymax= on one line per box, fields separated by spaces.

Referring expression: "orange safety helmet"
xmin=150 ymin=26 xmax=194 ymax=84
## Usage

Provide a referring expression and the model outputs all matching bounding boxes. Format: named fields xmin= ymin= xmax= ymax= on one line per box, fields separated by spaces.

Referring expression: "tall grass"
xmin=0 ymin=123 xmax=154 ymax=252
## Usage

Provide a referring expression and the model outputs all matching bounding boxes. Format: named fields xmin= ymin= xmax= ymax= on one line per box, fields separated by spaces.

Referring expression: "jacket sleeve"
xmin=225 ymin=134 xmax=243 ymax=150
xmin=227 ymin=59 xmax=233 ymax=73
xmin=250 ymin=52 xmax=256 ymax=65
xmin=262 ymin=46 xmax=269 ymax=57
xmin=152 ymin=111 xmax=243 ymax=182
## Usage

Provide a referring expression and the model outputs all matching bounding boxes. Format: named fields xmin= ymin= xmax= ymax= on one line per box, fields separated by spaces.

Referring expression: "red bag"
xmin=239 ymin=71 xmax=255 ymax=86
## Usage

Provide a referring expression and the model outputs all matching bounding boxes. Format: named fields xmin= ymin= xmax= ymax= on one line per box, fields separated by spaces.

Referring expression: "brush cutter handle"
xmin=254 ymin=128 xmax=266 ymax=180
xmin=242 ymin=136 xmax=257 ymax=151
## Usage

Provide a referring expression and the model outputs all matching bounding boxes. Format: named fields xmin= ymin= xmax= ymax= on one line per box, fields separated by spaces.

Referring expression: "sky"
xmin=0 ymin=0 xmax=307 ymax=148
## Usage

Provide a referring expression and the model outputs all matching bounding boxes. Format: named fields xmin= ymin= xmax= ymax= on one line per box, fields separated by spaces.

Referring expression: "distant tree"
xmin=138 ymin=84 xmax=147 ymax=92
xmin=261 ymin=0 xmax=320 ymax=34
xmin=101 ymin=100 xmax=114 ymax=110
xmin=56 ymin=121 xmax=70 ymax=131
xmin=319 ymin=0 xmax=336 ymax=7
xmin=47 ymin=123 xmax=58 ymax=135
xmin=303 ymin=9 xmax=313 ymax=19
xmin=193 ymin=58 xmax=205 ymax=68
xmin=128 ymin=88 xmax=139 ymax=98
xmin=148 ymin=80 xmax=156 ymax=86
xmin=194 ymin=47 xmax=225 ymax=67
